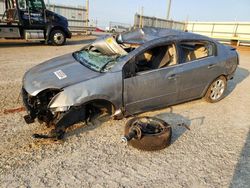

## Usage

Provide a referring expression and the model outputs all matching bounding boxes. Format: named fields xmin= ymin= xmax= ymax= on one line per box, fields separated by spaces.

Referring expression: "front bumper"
xmin=22 ymin=88 xmax=54 ymax=124
xmin=22 ymin=88 xmax=36 ymax=123
xmin=66 ymin=27 xmax=72 ymax=39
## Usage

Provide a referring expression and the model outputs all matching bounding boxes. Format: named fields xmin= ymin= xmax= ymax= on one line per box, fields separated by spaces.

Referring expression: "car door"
xmin=176 ymin=40 xmax=220 ymax=102
xmin=19 ymin=0 xmax=45 ymax=29
xmin=123 ymin=43 xmax=180 ymax=114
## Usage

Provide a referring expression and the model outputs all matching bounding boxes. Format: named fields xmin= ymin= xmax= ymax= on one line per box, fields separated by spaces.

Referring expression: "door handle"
xmin=168 ymin=74 xmax=178 ymax=80
xmin=208 ymin=64 xmax=216 ymax=69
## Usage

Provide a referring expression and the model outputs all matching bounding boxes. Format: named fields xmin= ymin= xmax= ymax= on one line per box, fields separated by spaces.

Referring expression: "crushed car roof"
xmin=118 ymin=27 xmax=213 ymax=44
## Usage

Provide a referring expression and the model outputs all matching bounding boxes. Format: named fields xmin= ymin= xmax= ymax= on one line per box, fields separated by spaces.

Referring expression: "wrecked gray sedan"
xmin=22 ymin=28 xmax=239 ymax=139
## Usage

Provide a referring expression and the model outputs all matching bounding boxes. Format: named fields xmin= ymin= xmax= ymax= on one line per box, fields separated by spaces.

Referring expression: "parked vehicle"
xmin=22 ymin=28 xmax=239 ymax=138
xmin=0 ymin=0 xmax=71 ymax=45
xmin=106 ymin=25 xmax=129 ymax=33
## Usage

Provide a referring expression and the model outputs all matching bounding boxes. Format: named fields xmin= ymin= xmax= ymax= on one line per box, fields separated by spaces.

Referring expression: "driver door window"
xmin=134 ymin=43 xmax=177 ymax=74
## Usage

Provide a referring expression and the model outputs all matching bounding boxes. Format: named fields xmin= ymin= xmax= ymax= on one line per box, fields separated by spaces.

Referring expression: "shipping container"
xmin=47 ymin=4 xmax=86 ymax=30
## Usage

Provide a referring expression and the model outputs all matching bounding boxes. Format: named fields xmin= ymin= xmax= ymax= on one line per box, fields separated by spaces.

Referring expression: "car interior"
xmin=179 ymin=41 xmax=213 ymax=63
xmin=134 ymin=44 xmax=177 ymax=73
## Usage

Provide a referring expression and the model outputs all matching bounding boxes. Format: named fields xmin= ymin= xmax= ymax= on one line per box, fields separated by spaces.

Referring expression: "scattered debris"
xmin=177 ymin=123 xmax=191 ymax=130
xmin=122 ymin=117 xmax=172 ymax=151
xmin=3 ymin=106 xmax=25 ymax=115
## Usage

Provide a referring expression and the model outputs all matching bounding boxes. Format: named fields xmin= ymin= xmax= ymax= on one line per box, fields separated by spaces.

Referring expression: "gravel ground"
xmin=0 ymin=38 xmax=249 ymax=188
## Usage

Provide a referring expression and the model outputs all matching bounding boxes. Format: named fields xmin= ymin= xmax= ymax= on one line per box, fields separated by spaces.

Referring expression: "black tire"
xmin=125 ymin=117 xmax=172 ymax=151
xmin=205 ymin=76 xmax=227 ymax=103
xmin=50 ymin=30 xmax=66 ymax=46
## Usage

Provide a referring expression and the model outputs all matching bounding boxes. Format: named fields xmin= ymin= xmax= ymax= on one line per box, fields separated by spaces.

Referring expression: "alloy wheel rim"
xmin=210 ymin=79 xmax=225 ymax=100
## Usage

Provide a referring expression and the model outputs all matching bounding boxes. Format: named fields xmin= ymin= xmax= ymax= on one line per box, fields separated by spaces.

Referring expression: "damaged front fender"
xmin=48 ymin=72 xmax=122 ymax=110
xmin=48 ymin=88 xmax=115 ymax=109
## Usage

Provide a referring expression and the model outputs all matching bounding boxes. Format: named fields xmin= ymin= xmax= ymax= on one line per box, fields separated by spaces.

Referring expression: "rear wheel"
xmin=50 ymin=30 xmax=66 ymax=46
xmin=205 ymin=76 xmax=227 ymax=103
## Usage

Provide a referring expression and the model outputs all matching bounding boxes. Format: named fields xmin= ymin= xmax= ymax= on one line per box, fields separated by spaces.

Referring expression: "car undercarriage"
xmin=22 ymin=87 xmax=116 ymax=139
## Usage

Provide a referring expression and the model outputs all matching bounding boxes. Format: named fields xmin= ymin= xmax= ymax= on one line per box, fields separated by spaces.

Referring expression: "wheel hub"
xmin=210 ymin=79 xmax=225 ymax=100
xmin=54 ymin=33 xmax=64 ymax=44
xmin=132 ymin=118 xmax=165 ymax=135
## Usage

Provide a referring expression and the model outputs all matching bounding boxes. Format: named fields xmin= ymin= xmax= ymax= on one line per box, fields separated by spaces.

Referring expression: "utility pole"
xmin=47 ymin=0 xmax=50 ymax=10
xmin=167 ymin=0 xmax=172 ymax=20
xmin=139 ymin=6 xmax=144 ymax=28
xmin=185 ymin=15 xmax=189 ymax=31
xmin=85 ymin=0 xmax=89 ymax=27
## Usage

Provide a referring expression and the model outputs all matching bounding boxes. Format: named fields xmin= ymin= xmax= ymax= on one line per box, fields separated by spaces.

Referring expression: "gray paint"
xmin=23 ymin=53 xmax=101 ymax=96
xmin=22 ymin=28 xmax=238 ymax=115
xmin=48 ymin=71 xmax=123 ymax=109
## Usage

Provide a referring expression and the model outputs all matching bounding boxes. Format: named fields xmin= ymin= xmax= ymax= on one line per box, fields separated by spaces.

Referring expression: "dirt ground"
xmin=0 ymin=37 xmax=249 ymax=188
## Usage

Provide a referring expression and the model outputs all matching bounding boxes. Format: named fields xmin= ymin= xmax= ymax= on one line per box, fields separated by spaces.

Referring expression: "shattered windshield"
xmin=73 ymin=50 xmax=120 ymax=72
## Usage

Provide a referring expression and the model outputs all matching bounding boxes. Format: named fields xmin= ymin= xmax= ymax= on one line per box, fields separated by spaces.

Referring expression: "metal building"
xmin=134 ymin=14 xmax=185 ymax=31
xmin=0 ymin=0 xmax=4 ymax=18
xmin=187 ymin=21 xmax=250 ymax=46
xmin=47 ymin=4 xmax=86 ymax=30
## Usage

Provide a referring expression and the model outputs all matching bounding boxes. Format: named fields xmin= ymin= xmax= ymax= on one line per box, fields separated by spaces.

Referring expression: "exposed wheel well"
xmin=50 ymin=100 xmax=115 ymax=129
xmin=221 ymin=74 xmax=228 ymax=81
xmin=84 ymin=99 xmax=116 ymax=116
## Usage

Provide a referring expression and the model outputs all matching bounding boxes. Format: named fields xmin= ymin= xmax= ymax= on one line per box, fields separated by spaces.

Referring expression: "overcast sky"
xmin=50 ymin=0 xmax=250 ymax=28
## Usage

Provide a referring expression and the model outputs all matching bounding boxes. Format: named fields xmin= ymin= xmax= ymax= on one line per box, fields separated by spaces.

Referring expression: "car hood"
xmin=23 ymin=53 xmax=101 ymax=96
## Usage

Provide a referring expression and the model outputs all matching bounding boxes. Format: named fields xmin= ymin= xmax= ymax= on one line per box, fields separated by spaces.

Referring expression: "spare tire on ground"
xmin=124 ymin=117 xmax=172 ymax=151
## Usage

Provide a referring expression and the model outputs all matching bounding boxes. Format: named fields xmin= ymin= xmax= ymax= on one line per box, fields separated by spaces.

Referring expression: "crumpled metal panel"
xmin=118 ymin=27 xmax=185 ymax=44
xmin=112 ymin=28 xmax=217 ymax=72
xmin=49 ymin=71 xmax=123 ymax=110
xmin=92 ymin=36 xmax=127 ymax=56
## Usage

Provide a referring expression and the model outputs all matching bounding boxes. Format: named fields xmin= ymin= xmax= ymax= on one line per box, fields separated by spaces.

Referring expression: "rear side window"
xmin=179 ymin=41 xmax=215 ymax=63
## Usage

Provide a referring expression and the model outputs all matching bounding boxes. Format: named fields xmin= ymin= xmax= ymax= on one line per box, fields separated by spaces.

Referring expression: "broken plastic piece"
xmin=24 ymin=115 xmax=35 ymax=124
